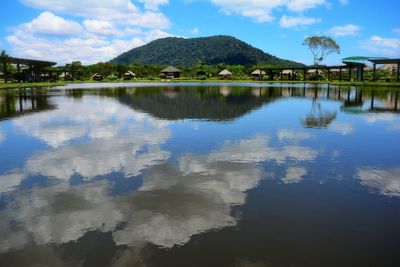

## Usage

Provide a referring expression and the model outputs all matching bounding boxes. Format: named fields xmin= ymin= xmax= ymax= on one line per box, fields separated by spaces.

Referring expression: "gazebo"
xmin=124 ymin=71 xmax=136 ymax=80
xmin=251 ymin=69 xmax=266 ymax=76
xmin=342 ymin=56 xmax=400 ymax=82
xmin=369 ymin=58 xmax=400 ymax=81
xmin=219 ymin=69 xmax=232 ymax=79
xmin=92 ymin=73 xmax=103 ymax=81
xmin=161 ymin=66 xmax=181 ymax=79
xmin=0 ymin=55 xmax=56 ymax=82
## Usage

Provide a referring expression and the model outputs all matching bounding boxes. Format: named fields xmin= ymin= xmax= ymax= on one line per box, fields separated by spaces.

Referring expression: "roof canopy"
xmin=0 ymin=55 xmax=56 ymax=67
xmin=161 ymin=66 xmax=181 ymax=73
xmin=369 ymin=58 xmax=400 ymax=64
xmin=124 ymin=71 xmax=136 ymax=76
xmin=251 ymin=69 xmax=266 ymax=75
xmin=342 ymin=56 xmax=374 ymax=61
xmin=219 ymin=69 xmax=232 ymax=75
xmin=342 ymin=56 xmax=400 ymax=65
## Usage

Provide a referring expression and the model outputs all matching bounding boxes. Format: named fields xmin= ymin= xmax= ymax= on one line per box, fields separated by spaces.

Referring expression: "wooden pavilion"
xmin=0 ymin=55 xmax=56 ymax=83
xmin=92 ymin=73 xmax=103 ymax=81
xmin=161 ymin=66 xmax=181 ymax=79
xmin=219 ymin=69 xmax=232 ymax=79
xmin=124 ymin=71 xmax=136 ymax=80
xmin=369 ymin=58 xmax=400 ymax=82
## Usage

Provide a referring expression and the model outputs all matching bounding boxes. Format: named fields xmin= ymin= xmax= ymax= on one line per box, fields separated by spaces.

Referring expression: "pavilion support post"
xmin=2 ymin=60 xmax=7 ymax=83
xmin=339 ymin=68 xmax=342 ymax=81
xmin=356 ymin=66 xmax=363 ymax=82
xmin=29 ymin=64 xmax=33 ymax=82
xmin=373 ymin=64 xmax=377 ymax=81
xmin=348 ymin=68 xmax=352 ymax=81
xmin=397 ymin=63 xmax=399 ymax=82
xmin=328 ymin=69 xmax=331 ymax=81
xmin=17 ymin=63 xmax=21 ymax=82
xmin=303 ymin=69 xmax=306 ymax=81
xmin=291 ymin=69 xmax=295 ymax=80
xmin=269 ymin=70 xmax=273 ymax=81
xmin=280 ymin=70 xmax=283 ymax=80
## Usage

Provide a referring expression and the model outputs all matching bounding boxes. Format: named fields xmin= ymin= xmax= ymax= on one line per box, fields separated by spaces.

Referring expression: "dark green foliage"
xmin=111 ymin=35 xmax=303 ymax=67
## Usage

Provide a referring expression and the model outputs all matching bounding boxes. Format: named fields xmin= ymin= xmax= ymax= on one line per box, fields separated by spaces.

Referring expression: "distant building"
xmin=307 ymin=69 xmax=324 ymax=74
xmin=92 ymin=73 xmax=103 ymax=81
xmin=379 ymin=64 xmax=398 ymax=72
xmin=251 ymin=69 xmax=266 ymax=76
xmin=219 ymin=69 xmax=232 ymax=79
xmin=124 ymin=71 xmax=136 ymax=80
xmin=161 ymin=66 xmax=181 ymax=79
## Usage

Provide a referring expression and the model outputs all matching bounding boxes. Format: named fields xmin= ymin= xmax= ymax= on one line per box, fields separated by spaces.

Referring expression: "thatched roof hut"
xmin=251 ymin=69 xmax=266 ymax=76
xmin=307 ymin=69 xmax=324 ymax=74
xmin=219 ymin=69 xmax=232 ymax=79
xmin=161 ymin=66 xmax=181 ymax=78
xmin=379 ymin=64 xmax=398 ymax=71
xmin=281 ymin=70 xmax=293 ymax=75
xmin=92 ymin=73 xmax=103 ymax=81
xmin=124 ymin=71 xmax=136 ymax=80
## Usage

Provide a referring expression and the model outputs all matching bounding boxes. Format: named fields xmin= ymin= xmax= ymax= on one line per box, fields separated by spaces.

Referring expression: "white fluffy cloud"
xmin=281 ymin=167 xmax=308 ymax=184
xmin=0 ymin=95 xmax=171 ymax=194
xmin=211 ymin=0 xmax=326 ymax=23
xmin=7 ymin=1 xmax=172 ymax=64
xmin=207 ymin=135 xmax=318 ymax=164
xmin=138 ymin=0 xmax=169 ymax=11
xmin=0 ymin=134 xmax=267 ymax=253
xmin=277 ymin=129 xmax=314 ymax=141
xmin=83 ymin=19 xmax=120 ymax=36
xmin=361 ymin=36 xmax=400 ymax=56
xmin=356 ymin=167 xmax=400 ymax=197
xmin=279 ymin=15 xmax=321 ymax=28
xmin=328 ymin=122 xmax=354 ymax=135
xmin=328 ymin=24 xmax=361 ymax=37
xmin=18 ymin=11 xmax=83 ymax=36
xmin=0 ymin=131 xmax=315 ymax=252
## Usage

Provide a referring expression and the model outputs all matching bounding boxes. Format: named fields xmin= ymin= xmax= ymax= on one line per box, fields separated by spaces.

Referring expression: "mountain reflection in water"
xmin=0 ymin=84 xmax=399 ymax=267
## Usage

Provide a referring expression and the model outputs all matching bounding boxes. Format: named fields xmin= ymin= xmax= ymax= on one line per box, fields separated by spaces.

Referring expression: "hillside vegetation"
xmin=111 ymin=35 xmax=303 ymax=67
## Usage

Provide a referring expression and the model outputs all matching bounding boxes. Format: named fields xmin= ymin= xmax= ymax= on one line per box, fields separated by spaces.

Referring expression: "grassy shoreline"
xmin=1 ymin=79 xmax=400 ymax=89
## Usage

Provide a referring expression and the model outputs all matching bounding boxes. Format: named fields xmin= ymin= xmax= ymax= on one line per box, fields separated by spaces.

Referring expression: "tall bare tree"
xmin=303 ymin=36 xmax=340 ymax=65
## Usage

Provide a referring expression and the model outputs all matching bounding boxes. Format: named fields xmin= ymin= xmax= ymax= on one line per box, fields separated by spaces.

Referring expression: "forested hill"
xmin=110 ymin=35 xmax=303 ymax=67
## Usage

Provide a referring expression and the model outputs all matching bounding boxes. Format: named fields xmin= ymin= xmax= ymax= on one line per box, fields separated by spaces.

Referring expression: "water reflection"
xmin=0 ymin=89 xmax=55 ymax=121
xmin=0 ymin=84 xmax=400 ymax=267
xmin=0 ymin=127 xmax=4 ymax=143
xmin=356 ymin=167 xmax=400 ymax=197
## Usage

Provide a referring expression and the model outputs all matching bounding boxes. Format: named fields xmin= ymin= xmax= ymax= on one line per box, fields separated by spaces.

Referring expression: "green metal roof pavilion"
xmin=342 ymin=56 xmax=400 ymax=82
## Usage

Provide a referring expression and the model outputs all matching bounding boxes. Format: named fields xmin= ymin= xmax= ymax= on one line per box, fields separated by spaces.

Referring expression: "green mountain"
xmin=111 ymin=35 xmax=303 ymax=67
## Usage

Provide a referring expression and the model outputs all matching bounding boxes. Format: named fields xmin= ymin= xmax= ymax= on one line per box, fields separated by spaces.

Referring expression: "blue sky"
xmin=0 ymin=0 xmax=399 ymax=65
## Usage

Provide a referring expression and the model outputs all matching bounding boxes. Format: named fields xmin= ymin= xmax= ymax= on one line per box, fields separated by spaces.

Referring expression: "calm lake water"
xmin=0 ymin=83 xmax=399 ymax=267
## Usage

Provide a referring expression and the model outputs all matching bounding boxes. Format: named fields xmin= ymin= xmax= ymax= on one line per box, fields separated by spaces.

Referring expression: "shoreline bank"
xmin=1 ymin=79 xmax=400 ymax=90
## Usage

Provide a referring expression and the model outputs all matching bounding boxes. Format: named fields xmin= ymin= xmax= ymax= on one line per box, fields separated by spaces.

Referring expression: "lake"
xmin=0 ymin=83 xmax=399 ymax=267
